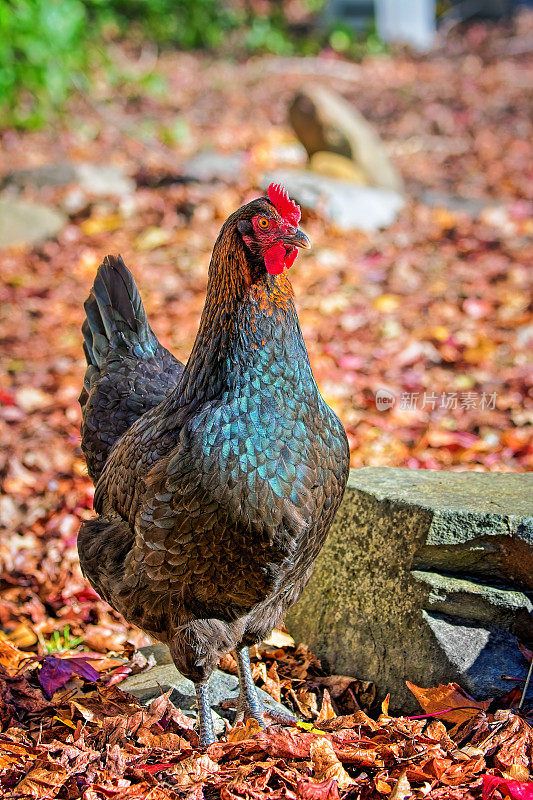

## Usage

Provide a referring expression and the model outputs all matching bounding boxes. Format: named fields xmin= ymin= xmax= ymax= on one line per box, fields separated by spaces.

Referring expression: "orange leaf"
xmin=389 ymin=770 xmax=412 ymax=800
xmin=227 ymin=718 xmax=262 ymax=743
xmin=0 ymin=632 xmax=28 ymax=673
xmin=375 ymin=778 xmax=392 ymax=794
xmin=310 ymin=737 xmax=354 ymax=790
xmin=406 ymin=681 xmax=491 ymax=724
xmin=317 ymin=689 xmax=336 ymax=724
xmin=169 ymin=752 xmax=219 ymax=786
xmin=14 ymin=761 xmax=68 ymax=799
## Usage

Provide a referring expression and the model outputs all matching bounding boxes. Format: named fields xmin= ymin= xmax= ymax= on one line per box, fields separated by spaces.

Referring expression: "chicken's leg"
xmin=235 ymin=647 xmax=296 ymax=727
xmin=195 ymin=680 xmax=215 ymax=747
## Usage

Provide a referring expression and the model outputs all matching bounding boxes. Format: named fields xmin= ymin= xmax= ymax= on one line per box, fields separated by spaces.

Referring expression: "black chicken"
xmin=78 ymin=184 xmax=349 ymax=745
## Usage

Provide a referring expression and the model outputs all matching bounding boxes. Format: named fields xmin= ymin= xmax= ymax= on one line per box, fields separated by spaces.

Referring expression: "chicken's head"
xmin=237 ymin=183 xmax=310 ymax=276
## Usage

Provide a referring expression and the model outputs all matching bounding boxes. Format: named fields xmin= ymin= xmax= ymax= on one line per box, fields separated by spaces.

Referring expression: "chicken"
xmin=78 ymin=184 xmax=349 ymax=745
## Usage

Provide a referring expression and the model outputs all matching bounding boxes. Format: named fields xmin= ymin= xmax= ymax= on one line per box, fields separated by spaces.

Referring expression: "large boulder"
xmin=289 ymin=85 xmax=403 ymax=193
xmin=286 ymin=467 xmax=533 ymax=712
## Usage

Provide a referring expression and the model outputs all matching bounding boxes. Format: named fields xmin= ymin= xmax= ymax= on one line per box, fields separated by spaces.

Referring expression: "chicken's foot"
xmin=235 ymin=646 xmax=297 ymax=727
xmin=195 ymin=680 xmax=215 ymax=747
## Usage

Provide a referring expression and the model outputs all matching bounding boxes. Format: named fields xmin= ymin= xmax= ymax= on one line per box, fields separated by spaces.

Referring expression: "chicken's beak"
xmin=283 ymin=227 xmax=311 ymax=250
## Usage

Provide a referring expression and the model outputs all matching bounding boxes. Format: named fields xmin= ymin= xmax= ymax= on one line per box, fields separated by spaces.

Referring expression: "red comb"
xmin=267 ymin=183 xmax=301 ymax=226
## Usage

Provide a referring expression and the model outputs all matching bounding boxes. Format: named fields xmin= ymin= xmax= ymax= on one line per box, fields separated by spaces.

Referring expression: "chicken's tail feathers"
xmin=79 ymin=256 xmax=184 ymax=482
xmin=82 ymin=255 xmax=157 ymax=373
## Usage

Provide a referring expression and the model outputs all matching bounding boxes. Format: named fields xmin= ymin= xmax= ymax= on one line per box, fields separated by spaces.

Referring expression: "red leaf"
xmin=483 ymin=775 xmax=533 ymax=800
xmin=0 ymin=389 xmax=16 ymax=406
xmin=297 ymin=778 xmax=341 ymax=800
xmin=138 ymin=763 xmax=176 ymax=774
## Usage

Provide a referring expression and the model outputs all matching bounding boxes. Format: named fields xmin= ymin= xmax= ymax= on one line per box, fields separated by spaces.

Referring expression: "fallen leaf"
xmin=483 ymin=775 xmax=533 ymax=800
xmin=375 ymin=777 xmax=392 ymax=794
xmin=310 ymin=737 xmax=354 ymax=790
xmin=406 ymin=681 xmax=491 ymax=723
xmin=39 ymin=655 xmax=100 ymax=699
xmin=228 ymin=718 xmax=263 ymax=743
xmin=13 ymin=760 xmax=68 ymax=798
xmin=7 ymin=623 xmax=38 ymax=648
xmin=80 ymin=213 xmax=123 ymax=235
xmin=0 ymin=632 xmax=28 ymax=673
xmin=389 ymin=769 xmax=412 ymax=800
xmin=316 ymin=689 xmax=336 ymax=724
xmin=263 ymin=629 xmax=295 ymax=648
xmin=135 ymin=226 xmax=171 ymax=251
xmin=170 ymin=752 xmax=219 ymax=786
xmin=297 ymin=777 xmax=341 ymax=800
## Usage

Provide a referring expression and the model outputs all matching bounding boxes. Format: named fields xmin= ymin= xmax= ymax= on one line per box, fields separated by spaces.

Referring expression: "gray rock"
xmin=424 ymin=613 xmax=529 ymax=701
xmin=420 ymin=191 xmax=491 ymax=217
xmin=0 ymin=199 xmax=66 ymax=248
xmin=1 ymin=162 xmax=134 ymax=197
xmin=61 ymin=187 xmax=90 ymax=216
xmin=413 ymin=571 xmax=533 ymax=640
xmin=182 ymin=151 xmax=245 ymax=183
xmin=1 ymin=163 xmax=77 ymax=190
xmin=263 ymin=170 xmax=403 ymax=231
xmin=289 ymin=85 xmax=403 ymax=192
xmin=286 ymin=467 xmax=533 ymax=713
xmin=120 ymin=644 xmax=291 ymax=726
xmin=75 ymin=163 xmax=135 ymax=196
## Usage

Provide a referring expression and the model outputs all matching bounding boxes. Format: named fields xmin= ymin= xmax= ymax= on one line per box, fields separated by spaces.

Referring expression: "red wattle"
xmin=284 ymin=248 xmax=298 ymax=270
xmin=264 ymin=243 xmax=287 ymax=275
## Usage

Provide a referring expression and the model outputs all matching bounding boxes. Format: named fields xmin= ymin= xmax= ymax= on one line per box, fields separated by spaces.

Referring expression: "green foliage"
xmin=0 ymin=0 xmax=90 ymax=129
xmin=158 ymin=116 xmax=191 ymax=147
xmin=0 ymin=0 xmax=235 ymax=129
xmin=85 ymin=0 xmax=235 ymax=49
xmin=244 ymin=15 xmax=295 ymax=56
xmin=327 ymin=22 xmax=387 ymax=59
xmin=45 ymin=626 xmax=85 ymax=654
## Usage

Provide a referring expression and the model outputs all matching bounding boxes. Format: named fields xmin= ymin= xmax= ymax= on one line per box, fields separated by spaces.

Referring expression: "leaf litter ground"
xmin=0 ymin=13 xmax=532 ymax=800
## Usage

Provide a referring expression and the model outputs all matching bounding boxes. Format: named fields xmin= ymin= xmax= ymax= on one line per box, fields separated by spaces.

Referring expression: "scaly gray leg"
xmin=195 ymin=680 xmax=215 ymax=746
xmin=235 ymin=647 xmax=297 ymax=727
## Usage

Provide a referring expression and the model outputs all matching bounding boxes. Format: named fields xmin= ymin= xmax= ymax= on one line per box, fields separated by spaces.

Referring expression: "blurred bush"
xmin=0 ymin=0 xmax=235 ymax=128
xmin=0 ymin=0 xmax=383 ymax=130
xmin=85 ymin=0 xmax=235 ymax=48
xmin=0 ymin=0 xmax=89 ymax=129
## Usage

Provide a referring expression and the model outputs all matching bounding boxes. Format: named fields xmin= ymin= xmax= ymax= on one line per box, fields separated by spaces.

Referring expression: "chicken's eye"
xmin=258 ymin=217 xmax=270 ymax=229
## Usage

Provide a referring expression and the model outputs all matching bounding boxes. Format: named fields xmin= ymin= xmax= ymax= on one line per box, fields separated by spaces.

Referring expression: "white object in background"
xmin=375 ymin=0 xmax=436 ymax=51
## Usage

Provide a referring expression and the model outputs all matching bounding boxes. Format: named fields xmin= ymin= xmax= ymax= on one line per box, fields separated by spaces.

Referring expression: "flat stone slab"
xmin=414 ymin=570 xmax=533 ymax=641
xmin=120 ymin=644 xmax=291 ymax=726
xmin=0 ymin=199 xmax=66 ymax=247
xmin=263 ymin=170 xmax=404 ymax=232
xmin=287 ymin=467 xmax=533 ymax=712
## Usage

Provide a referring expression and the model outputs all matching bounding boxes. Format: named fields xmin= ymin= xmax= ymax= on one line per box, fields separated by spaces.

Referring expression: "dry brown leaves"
xmin=0 ymin=637 xmax=532 ymax=798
